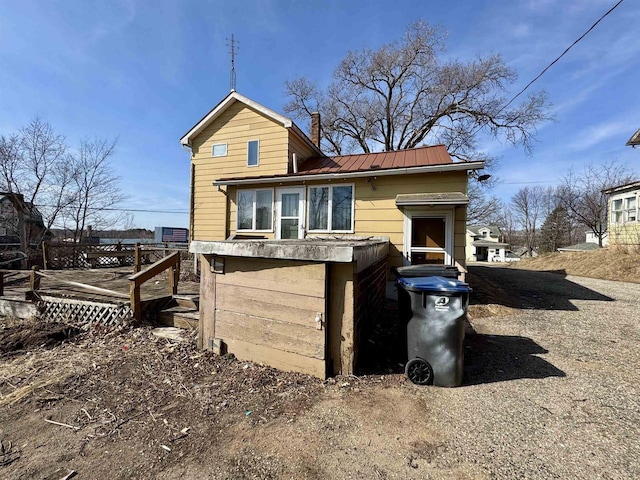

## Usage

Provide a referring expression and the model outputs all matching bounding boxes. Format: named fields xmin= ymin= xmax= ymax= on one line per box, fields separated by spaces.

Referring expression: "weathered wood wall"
xmin=201 ymin=256 xmax=327 ymax=378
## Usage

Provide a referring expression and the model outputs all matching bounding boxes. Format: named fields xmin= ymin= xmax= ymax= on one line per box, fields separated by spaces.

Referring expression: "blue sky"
xmin=1 ymin=0 xmax=638 ymax=230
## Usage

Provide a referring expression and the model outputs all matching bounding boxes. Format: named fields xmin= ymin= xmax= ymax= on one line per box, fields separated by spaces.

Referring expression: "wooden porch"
xmin=0 ymin=248 xmax=200 ymax=330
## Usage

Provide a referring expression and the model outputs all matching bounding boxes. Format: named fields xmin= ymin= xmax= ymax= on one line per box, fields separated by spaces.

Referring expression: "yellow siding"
xmin=609 ymin=224 xmax=640 ymax=245
xmin=225 ymin=170 xmax=469 ymax=272
xmin=190 ymin=101 xmax=291 ymax=240
xmin=288 ymin=130 xmax=318 ymax=170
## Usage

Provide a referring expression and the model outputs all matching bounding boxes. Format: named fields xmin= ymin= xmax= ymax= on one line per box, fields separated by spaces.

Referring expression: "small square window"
xmin=212 ymin=143 xmax=227 ymax=157
xmin=247 ymin=140 xmax=259 ymax=167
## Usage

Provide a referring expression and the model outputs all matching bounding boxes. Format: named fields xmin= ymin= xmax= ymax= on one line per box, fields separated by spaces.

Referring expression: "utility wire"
xmin=501 ymin=0 xmax=625 ymax=112
xmin=34 ymin=204 xmax=188 ymax=214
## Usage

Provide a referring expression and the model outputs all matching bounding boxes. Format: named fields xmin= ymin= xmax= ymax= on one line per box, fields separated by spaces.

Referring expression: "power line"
xmin=501 ymin=0 xmax=625 ymax=111
xmin=35 ymin=204 xmax=188 ymax=214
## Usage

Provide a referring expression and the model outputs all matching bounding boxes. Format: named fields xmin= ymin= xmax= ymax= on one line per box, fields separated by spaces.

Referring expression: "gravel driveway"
xmin=438 ymin=264 xmax=640 ymax=479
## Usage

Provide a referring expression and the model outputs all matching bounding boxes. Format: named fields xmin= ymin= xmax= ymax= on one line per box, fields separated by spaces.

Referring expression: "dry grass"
xmin=510 ymin=245 xmax=640 ymax=283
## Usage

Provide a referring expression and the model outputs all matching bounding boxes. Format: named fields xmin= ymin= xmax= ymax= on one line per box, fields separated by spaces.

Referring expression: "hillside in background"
xmin=511 ymin=246 xmax=640 ymax=284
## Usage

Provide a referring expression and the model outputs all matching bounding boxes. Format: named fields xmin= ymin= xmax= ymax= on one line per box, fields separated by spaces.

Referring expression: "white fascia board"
xmin=180 ymin=91 xmax=293 ymax=146
xmin=213 ymin=161 xmax=485 ymax=186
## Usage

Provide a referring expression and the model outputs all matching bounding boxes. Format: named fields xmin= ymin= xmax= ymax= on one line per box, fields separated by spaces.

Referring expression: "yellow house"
xmin=604 ymin=181 xmax=640 ymax=245
xmin=181 ymin=90 xmax=485 ymax=280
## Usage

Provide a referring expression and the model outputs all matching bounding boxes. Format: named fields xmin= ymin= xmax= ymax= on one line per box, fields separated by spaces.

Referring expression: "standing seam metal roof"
xmin=297 ymin=145 xmax=452 ymax=174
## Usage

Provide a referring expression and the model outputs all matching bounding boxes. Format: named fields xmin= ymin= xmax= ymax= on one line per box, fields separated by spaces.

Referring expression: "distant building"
xmin=0 ymin=192 xmax=47 ymax=247
xmin=602 ymin=181 xmax=640 ymax=246
xmin=466 ymin=225 xmax=510 ymax=262
xmin=585 ymin=231 xmax=608 ymax=246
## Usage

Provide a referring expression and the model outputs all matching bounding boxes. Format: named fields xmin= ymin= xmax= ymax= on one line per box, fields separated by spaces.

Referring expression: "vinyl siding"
xmin=288 ymin=130 xmax=318 ymax=170
xmin=226 ymin=170 xmax=469 ymax=272
xmin=190 ymin=101 xmax=290 ymax=240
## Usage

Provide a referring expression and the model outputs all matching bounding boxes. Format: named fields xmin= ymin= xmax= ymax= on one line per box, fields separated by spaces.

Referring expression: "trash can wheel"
xmin=405 ymin=358 xmax=434 ymax=385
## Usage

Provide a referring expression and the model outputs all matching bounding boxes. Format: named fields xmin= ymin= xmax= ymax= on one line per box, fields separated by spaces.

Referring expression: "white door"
xmin=276 ymin=187 xmax=305 ymax=239
xmin=403 ymin=210 xmax=453 ymax=265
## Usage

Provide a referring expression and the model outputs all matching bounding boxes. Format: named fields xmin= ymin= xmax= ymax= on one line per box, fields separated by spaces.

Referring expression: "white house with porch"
xmin=466 ymin=225 xmax=510 ymax=262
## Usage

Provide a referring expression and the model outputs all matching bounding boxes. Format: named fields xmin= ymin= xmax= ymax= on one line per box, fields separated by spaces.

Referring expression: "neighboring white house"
xmin=466 ymin=225 xmax=510 ymax=262
xmin=585 ymin=231 xmax=608 ymax=246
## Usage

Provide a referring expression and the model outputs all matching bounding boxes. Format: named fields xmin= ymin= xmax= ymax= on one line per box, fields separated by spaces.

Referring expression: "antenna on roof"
xmin=226 ymin=34 xmax=238 ymax=91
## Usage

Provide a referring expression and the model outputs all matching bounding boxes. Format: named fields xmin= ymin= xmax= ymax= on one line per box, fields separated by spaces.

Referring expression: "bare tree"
xmin=0 ymin=119 xmax=77 ymax=252
xmin=0 ymin=134 xmax=23 ymax=193
xmin=284 ymin=21 xmax=551 ymax=161
xmin=511 ymin=186 xmax=551 ymax=256
xmin=558 ymin=161 xmax=636 ymax=247
xmin=495 ymin=207 xmax=518 ymax=246
xmin=64 ymin=138 xmax=125 ymax=243
xmin=467 ymin=181 xmax=504 ymax=225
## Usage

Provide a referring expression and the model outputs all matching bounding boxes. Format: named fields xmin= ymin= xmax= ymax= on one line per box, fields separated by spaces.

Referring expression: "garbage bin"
xmin=396 ymin=275 xmax=472 ymax=387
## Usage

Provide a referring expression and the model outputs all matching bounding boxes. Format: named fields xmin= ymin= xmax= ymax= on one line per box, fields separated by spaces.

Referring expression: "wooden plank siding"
xmin=211 ymin=257 xmax=327 ymax=378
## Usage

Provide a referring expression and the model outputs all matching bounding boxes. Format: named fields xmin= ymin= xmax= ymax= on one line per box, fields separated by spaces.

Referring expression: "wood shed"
xmin=190 ymin=238 xmax=389 ymax=378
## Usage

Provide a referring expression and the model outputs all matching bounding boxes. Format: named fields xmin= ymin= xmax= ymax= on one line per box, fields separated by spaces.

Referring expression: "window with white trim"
xmin=212 ymin=143 xmax=227 ymax=157
xmin=247 ymin=140 xmax=259 ymax=167
xmin=625 ymin=196 xmax=637 ymax=222
xmin=612 ymin=199 xmax=623 ymax=224
xmin=308 ymin=184 xmax=354 ymax=232
xmin=237 ymin=189 xmax=273 ymax=231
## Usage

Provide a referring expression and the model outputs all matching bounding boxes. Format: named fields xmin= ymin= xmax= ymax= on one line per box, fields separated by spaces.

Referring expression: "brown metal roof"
xmin=298 ymin=145 xmax=452 ymax=174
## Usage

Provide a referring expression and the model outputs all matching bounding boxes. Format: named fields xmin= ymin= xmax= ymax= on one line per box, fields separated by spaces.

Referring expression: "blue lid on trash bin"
xmin=397 ymin=275 xmax=472 ymax=293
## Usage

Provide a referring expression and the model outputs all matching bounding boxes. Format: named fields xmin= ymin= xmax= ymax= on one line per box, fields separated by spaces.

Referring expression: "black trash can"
xmin=396 ymin=275 xmax=472 ymax=387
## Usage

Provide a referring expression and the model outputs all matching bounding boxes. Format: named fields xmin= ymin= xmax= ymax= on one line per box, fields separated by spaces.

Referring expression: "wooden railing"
xmin=28 ymin=266 xmax=129 ymax=299
xmin=128 ymin=252 xmax=181 ymax=321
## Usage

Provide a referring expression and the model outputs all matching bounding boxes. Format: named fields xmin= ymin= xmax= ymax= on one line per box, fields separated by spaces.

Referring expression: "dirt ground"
xmin=1 ymin=264 xmax=639 ymax=479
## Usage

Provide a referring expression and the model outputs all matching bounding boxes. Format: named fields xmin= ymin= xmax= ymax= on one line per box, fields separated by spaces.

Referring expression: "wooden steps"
xmin=157 ymin=306 xmax=199 ymax=330
xmin=156 ymin=295 xmax=200 ymax=330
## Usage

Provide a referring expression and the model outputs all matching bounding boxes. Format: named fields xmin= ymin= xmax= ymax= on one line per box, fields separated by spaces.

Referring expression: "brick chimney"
xmin=310 ymin=112 xmax=321 ymax=148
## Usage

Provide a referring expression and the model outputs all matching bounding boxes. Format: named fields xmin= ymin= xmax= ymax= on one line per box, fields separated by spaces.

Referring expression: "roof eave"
xmin=626 ymin=127 xmax=640 ymax=147
xmin=180 ymin=91 xmax=293 ymax=146
xmin=213 ymin=161 xmax=485 ymax=186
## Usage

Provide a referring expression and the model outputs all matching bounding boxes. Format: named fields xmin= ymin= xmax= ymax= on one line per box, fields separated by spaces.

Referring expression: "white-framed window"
xmin=237 ymin=188 xmax=273 ymax=231
xmin=612 ymin=198 xmax=624 ymax=224
xmin=212 ymin=143 xmax=227 ymax=157
xmin=247 ymin=140 xmax=259 ymax=167
xmin=625 ymin=196 xmax=637 ymax=222
xmin=307 ymin=184 xmax=354 ymax=232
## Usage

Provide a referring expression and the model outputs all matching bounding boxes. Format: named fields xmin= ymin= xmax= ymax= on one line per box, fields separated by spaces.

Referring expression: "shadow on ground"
xmin=357 ymin=301 xmax=565 ymax=384
xmin=463 ymin=332 xmax=565 ymax=385
xmin=468 ymin=265 xmax=613 ymax=311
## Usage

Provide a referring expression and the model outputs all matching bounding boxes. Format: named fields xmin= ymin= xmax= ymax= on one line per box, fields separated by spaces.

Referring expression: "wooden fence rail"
xmin=128 ymin=252 xmax=180 ymax=321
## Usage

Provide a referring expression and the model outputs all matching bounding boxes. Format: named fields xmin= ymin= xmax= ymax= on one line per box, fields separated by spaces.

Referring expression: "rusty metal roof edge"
xmin=214 ymin=161 xmax=485 ymax=186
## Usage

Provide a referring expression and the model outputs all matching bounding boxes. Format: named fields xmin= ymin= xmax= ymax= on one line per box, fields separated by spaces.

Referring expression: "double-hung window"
xmin=308 ymin=184 xmax=354 ymax=232
xmin=237 ymin=189 xmax=273 ymax=231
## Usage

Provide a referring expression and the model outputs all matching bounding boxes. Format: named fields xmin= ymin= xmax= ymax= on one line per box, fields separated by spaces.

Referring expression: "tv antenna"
xmin=226 ymin=34 xmax=238 ymax=91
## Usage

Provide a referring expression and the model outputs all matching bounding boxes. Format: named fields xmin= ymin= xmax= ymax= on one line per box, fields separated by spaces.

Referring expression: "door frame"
xmin=275 ymin=186 xmax=306 ymax=239
xmin=402 ymin=207 xmax=454 ymax=265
